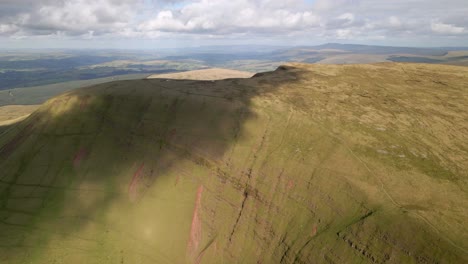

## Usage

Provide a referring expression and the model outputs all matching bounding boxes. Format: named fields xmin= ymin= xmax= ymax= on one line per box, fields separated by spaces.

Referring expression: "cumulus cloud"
xmin=0 ymin=24 xmax=18 ymax=35
xmin=431 ymin=21 xmax=465 ymax=35
xmin=135 ymin=0 xmax=468 ymax=42
xmin=0 ymin=0 xmax=467 ymax=45
xmin=138 ymin=0 xmax=320 ymax=34
xmin=0 ymin=0 xmax=140 ymax=36
xmin=31 ymin=0 xmax=133 ymax=34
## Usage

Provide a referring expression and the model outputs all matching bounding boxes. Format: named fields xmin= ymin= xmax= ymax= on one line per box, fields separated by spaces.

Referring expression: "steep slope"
xmin=0 ymin=63 xmax=467 ymax=263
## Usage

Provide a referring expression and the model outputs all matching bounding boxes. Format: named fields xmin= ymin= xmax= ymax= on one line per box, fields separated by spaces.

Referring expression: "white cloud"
xmin=0 ymin=24 xmax=18 ymax=35
xmin=337 ymin=13 xmax=355 ymax=23
xmin=431 ymin=21 xmax=465 ymax=34
xmin=0 ymin=0 xmax=139 ymax=36
xmin=0 ymin=0 xmax=467 ymax=46
xmin=139 ymin=0 xmax=321 ymax=35
xmin=389 ymin=16 xmax=402 ymax=28
xmin=336 ymin=29 xmax=353 ymax=39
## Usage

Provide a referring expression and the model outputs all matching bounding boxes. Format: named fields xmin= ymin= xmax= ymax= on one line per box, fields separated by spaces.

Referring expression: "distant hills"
xmin=1 ymin=43 xmax=467 ymax=90
xmin=306 ymin=43 xmax=449 ymax=55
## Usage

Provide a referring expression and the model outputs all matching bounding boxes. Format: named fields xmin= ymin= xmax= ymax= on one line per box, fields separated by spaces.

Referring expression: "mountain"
xmin=266 ymin=44 xmax=468 ymax=65
xmin=0 ymin=63 xmax=467 ymax=263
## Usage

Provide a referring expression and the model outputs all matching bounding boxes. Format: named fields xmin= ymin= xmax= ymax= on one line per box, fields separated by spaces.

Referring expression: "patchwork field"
xmin=0 ymin=63 xmax=467 ymax=263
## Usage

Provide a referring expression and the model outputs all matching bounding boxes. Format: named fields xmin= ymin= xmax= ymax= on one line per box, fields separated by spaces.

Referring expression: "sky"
xmin=0 ymin=0 xmax=467 ymax=49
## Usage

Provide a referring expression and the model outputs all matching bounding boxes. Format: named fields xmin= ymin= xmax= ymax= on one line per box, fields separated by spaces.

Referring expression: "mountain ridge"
xmin=0 ymin=62 xmax=467 ymax=263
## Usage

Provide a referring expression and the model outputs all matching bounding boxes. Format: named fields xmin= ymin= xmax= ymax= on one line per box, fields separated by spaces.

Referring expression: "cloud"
xmin=431 ymin=21 xmax=465 ymax=35
xmin=136 ymin=0 xmax=468 ymax=41
xmin=138 ymin=0 xmax=320 ymax=35
xmin=313 ymin=0 xmax=358 ymax=11
xmin=0 ymin=0 xmax=140 ymax=36
xmin=388 ymin=16 xmax=403 ymax=28
xmin=336 ymin=29 xmax=353 ymax=39
xmin=0 ymin=0 xmax=467 ymax=46
xmin=0 ymin=24 xmax=18 ymax=35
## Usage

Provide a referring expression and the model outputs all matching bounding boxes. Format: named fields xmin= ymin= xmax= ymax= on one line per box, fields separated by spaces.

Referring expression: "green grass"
xmin=0 ymin=63 xmax=467 ymax=263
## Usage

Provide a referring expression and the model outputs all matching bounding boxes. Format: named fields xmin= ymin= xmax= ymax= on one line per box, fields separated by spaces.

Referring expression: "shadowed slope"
xmin=0 ymin=63 xmax=467 ymax=263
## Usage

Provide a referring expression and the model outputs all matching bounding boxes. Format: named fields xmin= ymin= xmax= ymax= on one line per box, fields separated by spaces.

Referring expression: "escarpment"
xmin=0 ymin=63 xmax=467 ymax=263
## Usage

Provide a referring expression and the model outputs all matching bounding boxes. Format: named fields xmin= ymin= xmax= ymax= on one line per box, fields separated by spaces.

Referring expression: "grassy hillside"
xmin=0 ymin=105 xmax=39 ymax=132
xmin=0 ymin=63 xmax=467 ymax=263
xmin=147 ymin=68 xmax=254 ymax=80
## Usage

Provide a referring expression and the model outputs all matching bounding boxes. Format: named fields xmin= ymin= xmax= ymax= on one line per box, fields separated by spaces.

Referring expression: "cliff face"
xmin=0 ymin=63 xmax=467 ymax=263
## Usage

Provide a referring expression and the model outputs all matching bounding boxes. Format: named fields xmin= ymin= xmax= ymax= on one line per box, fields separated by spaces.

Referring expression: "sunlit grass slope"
xmin=147 ymin=68 xmax=254 ymax=80
xmin=0 ymin=63 xmax=467 ymax=263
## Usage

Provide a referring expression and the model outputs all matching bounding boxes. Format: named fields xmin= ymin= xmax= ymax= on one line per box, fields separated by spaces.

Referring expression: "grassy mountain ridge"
xmin=0 ymin=63 xmax=467 ymax=263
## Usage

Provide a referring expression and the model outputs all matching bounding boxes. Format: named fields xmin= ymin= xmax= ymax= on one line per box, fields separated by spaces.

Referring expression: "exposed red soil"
xmin=311 ymin=224 xmax=318 ymax=237
xmin=286 ymin=179 xmax=295 ymax=190
xmin=128 ymin=163 xmax=145 ymax=201
xmin=187 ymin=185 xmax=204 ymax=260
